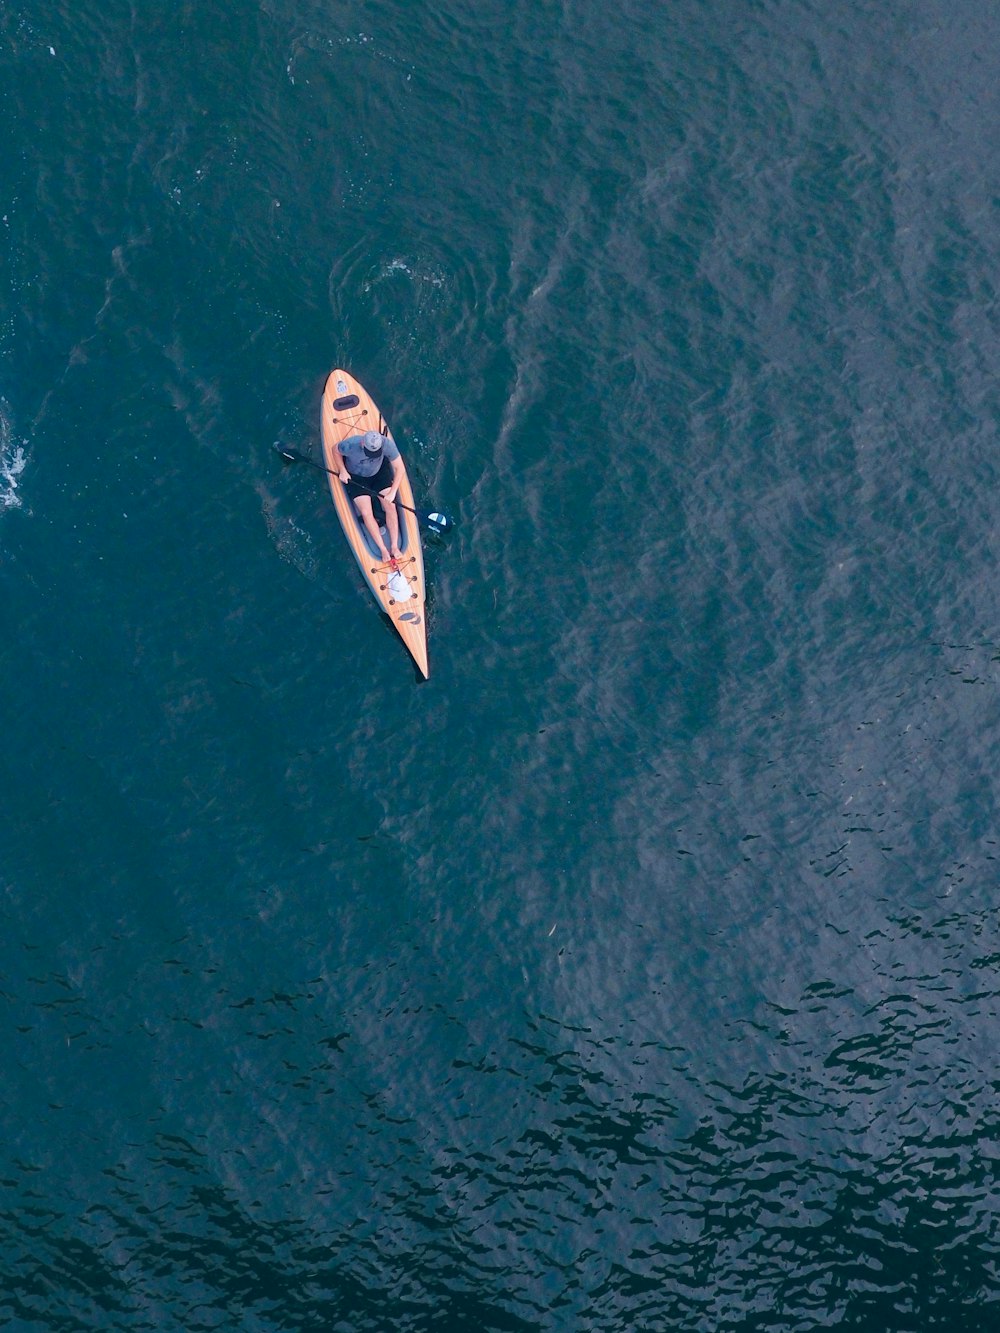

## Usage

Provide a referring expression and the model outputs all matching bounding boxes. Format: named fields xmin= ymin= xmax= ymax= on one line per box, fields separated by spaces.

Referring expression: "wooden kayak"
xmin=320 ymin=368 xmax=429 ymax=678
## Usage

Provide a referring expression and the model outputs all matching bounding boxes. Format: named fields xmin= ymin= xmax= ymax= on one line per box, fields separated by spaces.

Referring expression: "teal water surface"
xmin=3 ymin=1 xmax=1000 ymax=1328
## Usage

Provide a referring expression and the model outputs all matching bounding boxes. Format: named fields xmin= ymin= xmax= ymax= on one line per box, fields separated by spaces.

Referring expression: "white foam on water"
xmin=363 ymin=257 xmax=447 ymax=293
xmin=0 ymin=401 xmax=26 ymax=512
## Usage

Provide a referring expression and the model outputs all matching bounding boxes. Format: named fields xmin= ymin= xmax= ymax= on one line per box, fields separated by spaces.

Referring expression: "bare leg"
xmin=353 ymin=496 xmax=390 ymax=562
xmin=383 ymin=497 xmax=402 ymax=559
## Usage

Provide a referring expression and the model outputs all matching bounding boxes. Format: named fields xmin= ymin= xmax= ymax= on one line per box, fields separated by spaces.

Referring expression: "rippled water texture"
xmin=2 ymin=0 xmax=1000 ymax=1328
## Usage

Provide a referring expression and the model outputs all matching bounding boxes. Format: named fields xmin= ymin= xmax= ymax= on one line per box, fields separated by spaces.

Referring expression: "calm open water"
xmin=2 ymin=0 xmax=1000 ymax=1328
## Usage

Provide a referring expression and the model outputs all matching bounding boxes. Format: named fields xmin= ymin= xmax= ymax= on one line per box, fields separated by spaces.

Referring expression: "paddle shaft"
xmin=276 ymin=442 xmax=454 ymax=533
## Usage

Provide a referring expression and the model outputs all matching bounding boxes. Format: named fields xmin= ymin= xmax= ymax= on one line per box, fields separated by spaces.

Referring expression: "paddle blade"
xmin=424 ymin=511 xmax=454 ymax=534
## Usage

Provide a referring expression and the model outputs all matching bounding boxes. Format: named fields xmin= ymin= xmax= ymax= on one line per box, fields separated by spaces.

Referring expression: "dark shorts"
xmin=346 ymin=457 xmax=394 ymax=523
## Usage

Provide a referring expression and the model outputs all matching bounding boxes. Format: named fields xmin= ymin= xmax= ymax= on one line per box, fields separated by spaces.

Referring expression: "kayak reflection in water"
xmin=337 ymin=429 xmax=405 ymax=563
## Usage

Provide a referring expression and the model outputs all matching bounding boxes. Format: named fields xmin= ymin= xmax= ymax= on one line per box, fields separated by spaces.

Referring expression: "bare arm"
xmin=381 ymin=455 xmax=404 ymax=500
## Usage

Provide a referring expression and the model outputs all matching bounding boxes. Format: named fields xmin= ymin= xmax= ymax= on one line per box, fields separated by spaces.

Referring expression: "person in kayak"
xmin=337 ymin=429 xmax=405 ymax=562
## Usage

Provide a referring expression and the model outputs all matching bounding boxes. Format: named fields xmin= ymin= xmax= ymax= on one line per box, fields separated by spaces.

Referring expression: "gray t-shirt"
xmin=338 ymin=433 xmax=400 ymax=478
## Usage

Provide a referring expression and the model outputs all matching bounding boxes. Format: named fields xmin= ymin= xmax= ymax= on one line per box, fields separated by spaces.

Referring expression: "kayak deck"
xmin=320 ymin=368 xmax=429 ymax=678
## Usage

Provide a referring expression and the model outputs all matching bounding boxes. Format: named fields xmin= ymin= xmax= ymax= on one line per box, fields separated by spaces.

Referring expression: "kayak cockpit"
xmin=338 ymin=433 xmax=411 ymax=561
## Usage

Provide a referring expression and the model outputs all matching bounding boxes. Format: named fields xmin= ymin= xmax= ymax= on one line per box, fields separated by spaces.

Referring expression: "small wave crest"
xmin=258 ymin=484 xmax=321 ymax=581
xmin=0 ymin=401 xmax=27 ymax=512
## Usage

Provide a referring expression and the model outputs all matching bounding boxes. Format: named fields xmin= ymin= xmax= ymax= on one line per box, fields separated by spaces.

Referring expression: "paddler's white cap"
xmin=362 ymin=431 xmax=384 ymax=454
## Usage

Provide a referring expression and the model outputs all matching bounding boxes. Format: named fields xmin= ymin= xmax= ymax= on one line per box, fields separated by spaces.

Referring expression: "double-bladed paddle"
xmin=274 ymin=443 xmax=455 ymax=535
